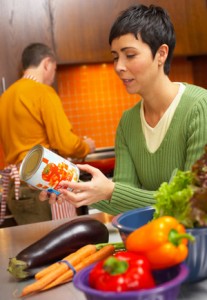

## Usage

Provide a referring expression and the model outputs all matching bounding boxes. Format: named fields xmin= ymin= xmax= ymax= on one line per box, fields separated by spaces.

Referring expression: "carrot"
xmin=20 ymin=244 xmax=97 ymax=297
xmin=35 ymin=244 xmax=96 ymax=280
xmin=35 ymin=242 xmax=124 ymax=281
xmin=35 ymin=253 xmax=76 ymax=280
xmin=43 ymin=244 xmax=115 ymax=290
xmin=21 ymin=263 xmax=67 ymax=296
xmin=20 ymin=242 xmax=124 ymax=297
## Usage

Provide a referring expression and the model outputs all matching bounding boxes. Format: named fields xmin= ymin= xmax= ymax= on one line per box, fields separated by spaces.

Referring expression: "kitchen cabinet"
xmin=50 ymin=0 xmax=140 ymax=64
xmin=133 ymin=0 xmax=207 ymax=56
xmin=0 ymin=0 xmax=54 ymax=94
xmin=0 ymin=0 xmax=207 ymax=93
xmin=190 ymin=56 xmax=207 ymax=89
xmin=184 ymin=0 xmax=207 ymax=55
xmin=51 ymin=0 xmax=207 ymax=63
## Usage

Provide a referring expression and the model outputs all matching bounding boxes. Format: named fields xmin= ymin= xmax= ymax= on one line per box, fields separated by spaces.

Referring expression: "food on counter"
xmin=153 ymin=145 xmax=207 ymax=228
xmin=35 ymin=242 xmax=124 ymax=281
xmin=35 ymin=244 xmax=99 ymax=281
xmin=126 ymin=216 xmax=194 ymax=269
xmin=20 ymin=243 xmax=124 ymax=297
xmin=8 ymin=217 xmax=109 ymax=279
xmin=89 ymin=251 xmax=155 ymax=292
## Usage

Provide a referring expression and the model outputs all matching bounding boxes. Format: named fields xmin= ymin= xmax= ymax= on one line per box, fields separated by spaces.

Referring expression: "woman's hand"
xmin=39 ymin=189 xmax=66 ymax=205
xmin=59 ymin=164 xmax=115 ymax=207
xmin=39 ymin=164 xmax=115 ymax=207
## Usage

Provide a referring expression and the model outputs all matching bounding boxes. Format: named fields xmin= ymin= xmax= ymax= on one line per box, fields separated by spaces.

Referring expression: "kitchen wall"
xmin=56 ymin=63 xmax=139 ymax=148
xmin=0 ymin=57 xmax=194 ymax=168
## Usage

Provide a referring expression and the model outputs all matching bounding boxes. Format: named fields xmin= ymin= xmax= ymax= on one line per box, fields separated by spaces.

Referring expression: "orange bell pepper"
xmin=126 ymin=216 xmax=195 ymax=269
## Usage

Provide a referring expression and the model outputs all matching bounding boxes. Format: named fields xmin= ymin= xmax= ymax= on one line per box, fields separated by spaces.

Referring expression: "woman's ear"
xmin=157 ymin=44 xmax=169 ymax=66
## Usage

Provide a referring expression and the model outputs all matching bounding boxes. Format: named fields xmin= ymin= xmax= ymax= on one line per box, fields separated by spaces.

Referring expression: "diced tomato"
xmin=42 ymin=163 xmax=59 ymax=182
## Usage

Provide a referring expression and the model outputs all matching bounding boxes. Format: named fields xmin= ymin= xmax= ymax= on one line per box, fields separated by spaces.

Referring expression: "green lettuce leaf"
xmin=153 ymin=171 xmax=194 ymax=228
xmin=153 ymin=146 xmax=207 ymax=228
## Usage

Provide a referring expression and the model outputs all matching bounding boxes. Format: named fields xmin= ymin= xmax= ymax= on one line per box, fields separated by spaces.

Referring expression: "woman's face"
xmin=111 ymin=33 xmax=160 ymax=95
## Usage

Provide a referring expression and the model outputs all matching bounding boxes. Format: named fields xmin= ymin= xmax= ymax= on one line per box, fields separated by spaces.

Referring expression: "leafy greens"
xmin=153 ymin=146 xmax=207 ymax=228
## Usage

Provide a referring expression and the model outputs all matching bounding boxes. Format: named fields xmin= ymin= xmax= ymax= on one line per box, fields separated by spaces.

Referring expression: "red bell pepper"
xmin=89 ymin=251 xmax=155 ymax=292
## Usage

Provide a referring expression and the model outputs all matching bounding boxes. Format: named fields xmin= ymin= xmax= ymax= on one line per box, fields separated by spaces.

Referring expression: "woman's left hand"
xmin=39 ymin=164 xmax=115 ymax=206
xmin=57 ymin=164 xmax=115 ymax=207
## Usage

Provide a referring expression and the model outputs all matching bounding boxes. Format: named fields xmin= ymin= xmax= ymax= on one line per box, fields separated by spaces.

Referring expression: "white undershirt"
xmin=140 ymin=83 xmax=186 ymax=153
xmin=22 ymin=74 xmax=40 ymax=83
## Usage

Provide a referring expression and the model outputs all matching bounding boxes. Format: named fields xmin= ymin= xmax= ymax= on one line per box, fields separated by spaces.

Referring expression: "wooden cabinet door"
xmin=185 ymin=0 xmax=207 ymax=55
xmin=140 ymin=0 xmax=207 ymax=55
xmin=50 ymin=0 xmax=140 ymax=64
xmin=151 ymin=0 xmax=190 ymax=55
xmin=0 ymin=0 xmax=53 ymax=93
xmin=0 ymin=0 xmax=207 ymax=91
xmin=51 ymin=0 xmax=207 ymax=63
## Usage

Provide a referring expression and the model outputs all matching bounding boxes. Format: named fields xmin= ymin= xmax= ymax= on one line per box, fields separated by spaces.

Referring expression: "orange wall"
xmin=56 ymin=63 xmax=139 ymax=148
xmin=0 ymin=57 xmax=194 ymax=168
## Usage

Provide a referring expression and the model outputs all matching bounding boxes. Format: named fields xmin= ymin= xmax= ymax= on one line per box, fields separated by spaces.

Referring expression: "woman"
xmin=40 ymin=4 xmax=207 ymax=215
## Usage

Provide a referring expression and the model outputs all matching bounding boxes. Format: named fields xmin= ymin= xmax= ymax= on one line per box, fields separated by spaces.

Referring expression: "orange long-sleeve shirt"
xmin=0 ymin=78 xmax=90 ymax=165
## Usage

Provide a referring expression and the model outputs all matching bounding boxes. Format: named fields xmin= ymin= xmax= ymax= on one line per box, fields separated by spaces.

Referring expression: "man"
xmin=0 ymin=43 xmax=95 ymax=224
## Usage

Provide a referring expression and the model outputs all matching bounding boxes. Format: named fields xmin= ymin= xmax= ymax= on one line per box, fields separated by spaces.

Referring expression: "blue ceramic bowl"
xmin=112 ymin=206 xmax=207 ymax=283
xmin=73 ymin=263 xmax=188 ymax=300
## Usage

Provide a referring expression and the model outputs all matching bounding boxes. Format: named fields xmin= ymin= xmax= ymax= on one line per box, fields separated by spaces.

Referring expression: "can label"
xmin=19 ymin=145 xmax=79 ymax=195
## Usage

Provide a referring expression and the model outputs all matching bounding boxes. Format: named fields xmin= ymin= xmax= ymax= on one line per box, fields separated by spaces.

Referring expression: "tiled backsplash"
xmin=56 ymin=63 xmax=139 ymax=148
xmin=0 ymin=57 xmax=193 ymax=168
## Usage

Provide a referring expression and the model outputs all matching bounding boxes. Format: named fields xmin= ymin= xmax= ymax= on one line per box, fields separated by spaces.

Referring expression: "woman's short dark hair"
xmin=109 ymin=4 xmax=176 ymax=75
xmin=21 ymin=43 xmax=56 ymax=70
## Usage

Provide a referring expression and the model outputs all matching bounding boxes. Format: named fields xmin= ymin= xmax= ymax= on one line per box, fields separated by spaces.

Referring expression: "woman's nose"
xmin=115 ymin=58 xmax=126 ymax=73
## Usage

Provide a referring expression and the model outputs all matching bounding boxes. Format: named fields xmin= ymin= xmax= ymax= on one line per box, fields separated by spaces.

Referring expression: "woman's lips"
xmin=122 ymin=78 xmax=134 ymax=86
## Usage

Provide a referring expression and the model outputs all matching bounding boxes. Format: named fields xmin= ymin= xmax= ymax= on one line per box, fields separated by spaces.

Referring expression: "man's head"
xmin=22 ymin=43 xmax=57 ymax=85
xmin=109 ymin=4 xmax=176 ymax=75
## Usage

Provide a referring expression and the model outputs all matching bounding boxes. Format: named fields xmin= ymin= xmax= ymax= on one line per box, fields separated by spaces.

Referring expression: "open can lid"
xmin=19 ymin=145 xmax=43 ymax=181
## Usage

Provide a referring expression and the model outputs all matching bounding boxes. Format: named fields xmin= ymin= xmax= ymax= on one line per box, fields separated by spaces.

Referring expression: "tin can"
xmin=19 ymin=145 xmax=80 ymax=195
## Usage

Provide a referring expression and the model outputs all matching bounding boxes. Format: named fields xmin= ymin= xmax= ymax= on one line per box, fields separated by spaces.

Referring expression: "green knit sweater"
xmin=92 ymin=83 xmax=207 ymax=215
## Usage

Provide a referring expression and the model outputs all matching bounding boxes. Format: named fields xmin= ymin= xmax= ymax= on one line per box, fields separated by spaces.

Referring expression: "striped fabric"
xmin=0 ymin=165 xmax=77 ymax=225
xmin=51 ymin=201 xmax=77 ymax=219
xmin=0 ymin=165 xmax=20 ymax=224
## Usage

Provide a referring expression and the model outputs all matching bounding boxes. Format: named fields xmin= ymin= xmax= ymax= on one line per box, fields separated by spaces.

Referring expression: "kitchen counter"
xmin=0 ymin=213 xmax=207 ymax=299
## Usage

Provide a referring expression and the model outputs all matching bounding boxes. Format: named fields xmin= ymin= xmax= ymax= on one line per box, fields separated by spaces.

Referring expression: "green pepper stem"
xmin=169 ymin=229 xmax=195 ymax=246
xmin=103 ymin=256 xmax=128 ymax=275
xmin=95 ymin=242 xmax=125 ymax=251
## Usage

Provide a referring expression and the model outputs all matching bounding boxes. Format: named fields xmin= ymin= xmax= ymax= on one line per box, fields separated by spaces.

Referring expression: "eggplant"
xmin=8 ymin=216 xmax=109 ymax=279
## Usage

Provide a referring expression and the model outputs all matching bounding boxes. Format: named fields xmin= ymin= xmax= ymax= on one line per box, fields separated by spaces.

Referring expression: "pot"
xmin=75 ymin=147 xmax=115 ymax=180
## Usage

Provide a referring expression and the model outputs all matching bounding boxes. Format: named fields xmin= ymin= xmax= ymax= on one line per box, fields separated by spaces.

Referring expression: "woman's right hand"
xmin=39 ymin=189 xmax=65 ymax=205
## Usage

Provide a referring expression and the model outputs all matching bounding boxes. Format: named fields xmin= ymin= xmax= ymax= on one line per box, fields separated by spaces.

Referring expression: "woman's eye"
xmin=113 ymin=57 xmax=119 ymax=62
xmin=126 ymin=54 xmax=135 ymax=59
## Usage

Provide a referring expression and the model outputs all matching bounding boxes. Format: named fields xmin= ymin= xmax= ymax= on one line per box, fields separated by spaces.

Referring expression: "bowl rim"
xmin=111 ymin=206 xmax=154 ymax=233
xmin=73 ymin=263 xmax=189 ymax=298
xmin=112 ymin=206 xmax=207 ymax=234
